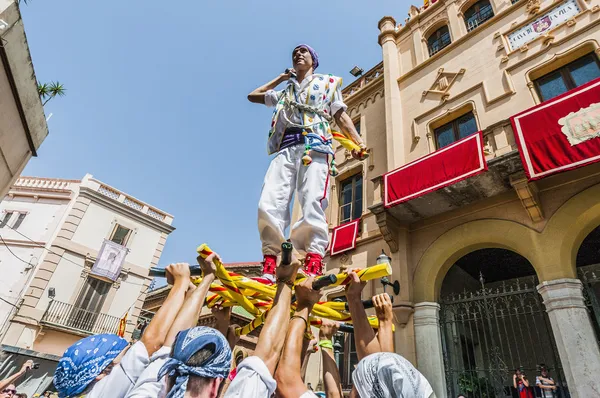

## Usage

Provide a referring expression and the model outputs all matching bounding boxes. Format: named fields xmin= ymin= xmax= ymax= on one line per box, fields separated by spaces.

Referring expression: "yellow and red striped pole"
xmin=197 ymin=244 xmax=261 ymax=316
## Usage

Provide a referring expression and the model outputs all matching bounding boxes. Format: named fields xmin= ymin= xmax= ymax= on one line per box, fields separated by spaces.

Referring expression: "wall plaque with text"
xmin=507 ymin=0 xmax=580 ymax=51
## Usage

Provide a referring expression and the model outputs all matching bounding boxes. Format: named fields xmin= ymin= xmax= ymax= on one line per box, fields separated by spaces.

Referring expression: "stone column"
xmin=414 ymin=302 xmax=447 ymax=398
xmin=537 ymin=278 xmax=600 ymax=398
xmin=378 ymin=16 xmax=406 ymax=170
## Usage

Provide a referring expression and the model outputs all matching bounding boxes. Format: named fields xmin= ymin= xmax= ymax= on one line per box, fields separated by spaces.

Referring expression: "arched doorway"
xmin=576 ymin=225 xmax=600 ymax=344
xmin=439 ymin=248 xmax=567 ymax=398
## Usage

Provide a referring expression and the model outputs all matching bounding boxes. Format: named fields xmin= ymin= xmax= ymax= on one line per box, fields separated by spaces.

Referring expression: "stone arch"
xmin=540 ymin=182 xmax=600 ymax=280
xmin=413 ymin=219 xmax=540 ymax=302
xmin=422 ymin=19 xmax=451 ymax=44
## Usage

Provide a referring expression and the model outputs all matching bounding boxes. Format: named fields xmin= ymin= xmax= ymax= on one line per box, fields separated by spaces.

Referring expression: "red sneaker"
xmin=262 ymin=255 xmax=277 ymax=282
xmin=304 ymin=253 xmax=323 ymax=276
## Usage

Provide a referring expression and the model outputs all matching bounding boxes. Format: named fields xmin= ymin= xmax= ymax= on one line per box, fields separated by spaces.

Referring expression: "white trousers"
xmin=258 ymin=144 xmax=330 ymax=257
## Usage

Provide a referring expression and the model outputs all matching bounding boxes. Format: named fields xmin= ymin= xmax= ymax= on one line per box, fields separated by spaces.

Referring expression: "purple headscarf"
xmin=293 ymin=44 xmax=319 ymax=70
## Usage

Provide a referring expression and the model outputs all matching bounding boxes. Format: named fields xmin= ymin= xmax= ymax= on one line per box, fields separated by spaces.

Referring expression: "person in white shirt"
xmin=53 ymin=263 xmax=194 ymax=398
xmin=536 ymin=364 xmax=557 ymax=398
xmin=248 ymin=44 xmax=366 ymax=280
xmin=224 ymin=255 xmax=301 ymax=398
xmin=126 ymin=252 xmax=235 ymax=398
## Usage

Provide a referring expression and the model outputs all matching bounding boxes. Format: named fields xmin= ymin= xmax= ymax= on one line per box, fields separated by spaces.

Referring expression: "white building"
xmin=0 ymin=174 xmax=174 ymax=394
xmin=0 ymin=1 xmax=49 ymax=197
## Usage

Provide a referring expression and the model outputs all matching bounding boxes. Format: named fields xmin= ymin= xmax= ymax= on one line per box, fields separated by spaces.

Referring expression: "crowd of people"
xmin=3 ymin=253 xmax=434 ymax=397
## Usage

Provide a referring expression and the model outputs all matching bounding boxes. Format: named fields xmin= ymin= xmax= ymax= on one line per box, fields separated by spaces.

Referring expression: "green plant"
xmin=37 ymin=81 xmax=66 ymax=105
xmin=457 ymin=372 xmax=497 ymax=398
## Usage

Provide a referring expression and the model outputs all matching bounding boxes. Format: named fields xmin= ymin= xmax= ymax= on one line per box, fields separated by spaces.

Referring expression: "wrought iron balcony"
xmin=41 ymin=300 xmax=121 ymax=336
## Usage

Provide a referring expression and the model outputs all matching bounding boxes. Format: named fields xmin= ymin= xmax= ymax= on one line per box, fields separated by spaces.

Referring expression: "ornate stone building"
xmin=302 ymin=0 xmax=600 ymax=396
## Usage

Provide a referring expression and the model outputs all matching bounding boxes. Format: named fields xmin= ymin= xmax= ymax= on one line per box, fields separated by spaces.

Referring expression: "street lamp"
xmin=377 ymin=250 xmax=400 ymax=295
xmin=376 ymin=249 xmax=391 ymax=266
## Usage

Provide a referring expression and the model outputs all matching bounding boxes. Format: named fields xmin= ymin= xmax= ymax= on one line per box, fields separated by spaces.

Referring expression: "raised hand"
xmin=165 ymin=263 xmax=191 ymax=286
xmin=373 ymin=293 xmax=393 ymax=323
xmin=346 ymin=271 xmax=366 ymax=300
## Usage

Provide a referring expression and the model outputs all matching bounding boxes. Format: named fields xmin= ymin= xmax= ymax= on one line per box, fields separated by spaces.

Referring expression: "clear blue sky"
xmin=21 ymin=0 xmax=405 ymax=267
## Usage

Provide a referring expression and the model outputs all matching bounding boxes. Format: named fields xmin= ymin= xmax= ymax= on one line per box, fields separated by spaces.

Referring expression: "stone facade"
xmin=0 ymin=174 xmax=174 ymax=358
xmin=300 ymin=0 xmax=600 ymax=396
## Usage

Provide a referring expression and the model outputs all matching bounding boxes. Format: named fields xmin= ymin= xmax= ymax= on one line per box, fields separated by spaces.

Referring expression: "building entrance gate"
xmin=440 ymin=275 xmax=568 ymax=398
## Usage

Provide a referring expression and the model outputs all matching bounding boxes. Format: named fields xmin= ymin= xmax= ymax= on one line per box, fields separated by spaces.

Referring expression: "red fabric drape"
xmin=330 ymin=219 xmax=360 ymax=256
xmin=384 ymin=132 xmax=487 ymax=207
xmin=511 ymin=78 xmax=600 ymax=180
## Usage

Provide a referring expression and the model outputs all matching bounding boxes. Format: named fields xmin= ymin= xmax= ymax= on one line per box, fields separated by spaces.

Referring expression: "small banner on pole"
xmin=117 ymin=311 xmax=128 ymax=337
xmin=91 ymin=240 xmax=128 ymax=281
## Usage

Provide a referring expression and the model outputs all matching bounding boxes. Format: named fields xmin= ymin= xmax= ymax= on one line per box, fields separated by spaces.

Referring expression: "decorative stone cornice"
xmin=413 ymin=302 xmax=441 ymax=326
xmin=537 ymin=278 xmax=586 ymax=311
xmin=510 ymin=172 xmax=544 ymax=222
xmin=79 ymin=187 xmax=175 ymax=234
xmin=393 ymin=301 xmax=415 ymax=327
xmin=368 ymin=203 xmax=401 ymax=253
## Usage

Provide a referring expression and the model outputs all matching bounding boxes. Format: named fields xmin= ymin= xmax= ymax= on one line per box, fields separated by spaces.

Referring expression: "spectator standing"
xmin=513 ymin=368 xmax=534 ymax=398
xmin=0 ymin=360 xmax=34 ymax=395
xmin=536 ymin=365 xmax=557 ymax=398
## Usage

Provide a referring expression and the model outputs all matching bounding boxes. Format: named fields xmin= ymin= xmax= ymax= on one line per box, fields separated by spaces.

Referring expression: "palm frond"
xmin=37 ymin=82 xmax=50 ymax=99
xmin=48 ymin=81 xmax=66 ymax=97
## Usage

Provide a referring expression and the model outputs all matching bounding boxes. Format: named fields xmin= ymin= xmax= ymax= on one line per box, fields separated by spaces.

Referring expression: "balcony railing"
xmin=343 ymin=62 xmax=384 ymax=99
xmin=428 ymin=31 xmax=452 ymax=56
xmin=466 ymin=5 xmax=494 ymax=32
xmin=41 ymin=300 xmax=121 ymax=336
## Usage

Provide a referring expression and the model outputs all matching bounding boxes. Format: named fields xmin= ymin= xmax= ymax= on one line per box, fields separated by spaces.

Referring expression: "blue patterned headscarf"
xmin=158 ymin=327 xmax=232 ymax=398
xmin=53 ymin=334 xmax=128 ymax=398
xmin=293 ymin=44 xmax=319 ymax=70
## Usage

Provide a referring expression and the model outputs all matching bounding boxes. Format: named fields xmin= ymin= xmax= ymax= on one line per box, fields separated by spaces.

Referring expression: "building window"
xmin=354 ymin=119 xmax=361 ymax=136
xmin=427 ymin=25 xmax=452 ymax=56
xmin=339 ymin=174 xmax=363 ymax=224
xmin=333 ymin=333 xmax=359 ymax=388
xmin=12 ymin=213 xmax=26 ymax=230
xmin=464 ymin=0 xmax=494 ymax=32
xmin=110 ymin=224 xmax=132 ymax=246
xmin=535 ymin=54 xmax=600 ymax=102
xmin=0 ymin=212 xmax=13 ymax=228
xmin=68 ymin=276 xmax=112 ymax=331
xmin=434 ymin=112 xmax=478 ymax=149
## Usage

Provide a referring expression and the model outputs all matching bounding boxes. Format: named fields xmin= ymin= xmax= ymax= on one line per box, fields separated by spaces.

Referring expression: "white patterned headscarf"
xmin=352 ymin=353 xmax=434 ymax=398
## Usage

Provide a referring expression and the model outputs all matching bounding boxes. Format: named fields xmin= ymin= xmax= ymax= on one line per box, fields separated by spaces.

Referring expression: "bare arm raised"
xmin=247 ymin=71 xmax=293 ymax=104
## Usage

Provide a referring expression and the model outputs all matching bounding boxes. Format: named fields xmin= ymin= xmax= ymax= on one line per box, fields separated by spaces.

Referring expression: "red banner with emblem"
xmin=511 ymin=78 xmax=600 ymax=180
xmin=383 ymin=132 xmax=487 ymax=207
xmin=330 ymin=219 xmax=360 ymax=256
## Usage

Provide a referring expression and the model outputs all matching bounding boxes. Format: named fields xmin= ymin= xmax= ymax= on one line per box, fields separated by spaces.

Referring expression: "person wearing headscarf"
xmin=248 ymin=44 xmax=366 ymax=281
xmin=345 ymin=271 xmax=436 ymax=398
xmin=53 ymin=333 xmax=129 ymax=397
xmin=158 ymin=327 xmax=232 ymax=398
xmin=126 ymin=253 xmax=228 ymax=398
xmin=53 ymin=263 xmax=195 ymax=398
xmin=352 ymin=353 xmax=434 ymax=398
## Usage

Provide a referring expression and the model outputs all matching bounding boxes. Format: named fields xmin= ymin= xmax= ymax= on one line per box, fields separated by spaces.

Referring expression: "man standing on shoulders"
xmin=248 ymin=44 xmax=367 ymax=280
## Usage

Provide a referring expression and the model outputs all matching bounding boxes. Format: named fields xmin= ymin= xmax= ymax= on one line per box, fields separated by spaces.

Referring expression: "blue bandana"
xmin=158 ymin=327 xmax=232 ymax=398
xmin=53 ymin=334 xmax=128 ymax=398
xmin=294 ymin=44 xmax=319 ymax=70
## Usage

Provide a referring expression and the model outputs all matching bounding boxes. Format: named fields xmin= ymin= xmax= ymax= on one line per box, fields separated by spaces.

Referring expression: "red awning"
xmin=511 ymin=78 xmax=600 ymax=180
xmin=383 ymin=132 xmax=487 ymax=207
xmin=330 ymin=219 xmax=360 ymax=256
